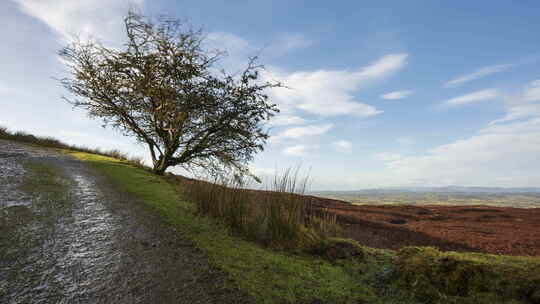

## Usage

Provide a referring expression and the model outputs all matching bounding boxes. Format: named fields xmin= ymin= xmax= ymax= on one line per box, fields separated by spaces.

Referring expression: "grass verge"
xmin=69 ymin=151 xmax=385 ymax=303
xmin=0 ymin=126 xmax=146 ymax=168
xmin=58 ymin=149 xmax=540 ymax=304
xmin=69 ymin=150 xmax=540 ymax=304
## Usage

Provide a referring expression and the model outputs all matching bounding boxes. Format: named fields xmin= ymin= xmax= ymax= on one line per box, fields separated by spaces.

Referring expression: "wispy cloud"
xmin=203 ymin=35 xmax=407 ymax=119
xmin=14 ymin=0 xmax=142 ymax=43
xmin=490 ymin=80 xmax=540 ymax=124
xmin=267 ymin=53 xmax=407 ymax=117
xmin=333 ymin=140 xmax=352 ymax=153
xmin=272 ymin=124 xmax=332 ymax=142
xmin=205 ymin=31 xmax=313 ymax=72
xmin=373 ymin=152 xmax=402 ymax=162
xmin=359 ymin=54 xmax=408 ymax=79
xmin=282 ymin=144 xmax=317 ymax=156
xmin=266 ymin=33 xmax=313 ymax=55
xmin=0 ymin=83 xmax=18 ymax=94
xmin=203 ymin=31 xmax=260 ymax=72
xmin=522 ymin=79 xmax=540 ymax=102
xmin=444 ymin=89 xmax=500 ymax=106
xmin=362 ymin=80 xmax=540 ymax=188
xmin=206 ymin=31 xmax=252 ymax=54
xmin=267 ymin=115 xmax=307 ymax=126
xmin=397 ymin=137 xmax=415 ymax=146
xmin=370 ymin=118 xmax=540 ymax=187
xmin=444 ymin=63 xmax=514 ymax=88
xmin=380 ymin=90 xmax=414 ymax=100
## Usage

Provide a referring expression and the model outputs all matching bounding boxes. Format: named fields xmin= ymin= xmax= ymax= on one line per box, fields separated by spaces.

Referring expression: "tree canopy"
xmin=59 ymin=11 xmax=280 ymax=176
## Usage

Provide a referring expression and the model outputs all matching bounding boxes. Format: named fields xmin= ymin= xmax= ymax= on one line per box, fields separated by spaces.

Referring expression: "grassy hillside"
xmin=68 ymin=151 xmax=540 ymax=304
xmin=2 ymin=127 xmax=540 ymax=303
xmin=69 ymin=152 xmax=383 ymax=303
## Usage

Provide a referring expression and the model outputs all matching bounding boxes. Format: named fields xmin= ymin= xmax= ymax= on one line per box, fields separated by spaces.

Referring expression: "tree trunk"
xmin=153 ymin=167 xmax=166 ymax=175
xmin=152 ymin=156 xmax=168 ymax=175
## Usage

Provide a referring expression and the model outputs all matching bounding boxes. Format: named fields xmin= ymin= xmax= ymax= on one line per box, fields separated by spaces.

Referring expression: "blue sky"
xmin=2 ymin=0 xmax=540 ymax=190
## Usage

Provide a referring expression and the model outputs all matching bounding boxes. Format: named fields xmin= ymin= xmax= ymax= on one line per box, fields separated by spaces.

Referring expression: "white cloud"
xmin=359 ymin=54 xmax=408 ymax=79
xmin=206 ymin=32 xmax=311 ymax=60
xmin=373 ymin=121 xmax=540 ymax=186
xmin=444 ymin=89 xmax=500 ymax=106
xmin=203 ymin=31 xmax=258 ymax=72
xmin=205 ymin=32 xmax=313 ymax=73
xmin=266 ymin=34 xmax=313 ymax=55
xmin=490 ymin=103 xmax=540 ymax=125
xmin=523 ymin=79 xmax=540 ymax=102
xmin=206 ymin=31 xmax=251 ymax=54
xmin=268 ymin=115 xmax=307 ymax=126
xmin=490 ymin=80 xmax=540 ymax=124
xmin=333 ymin=140 xmax=352 ymax=153
xmin=360 ymin=81 xmax=540 ymax=188
xmin=444 ymin=63 xmax=514 ymax=88
xmin=380 ymin=90 xmax=414 ymax=100
xmin=373 ymin=152 xmax=402 ymax=162
xmin=13 ymin=0 xmax=142 ymax=44
xmin=397 ymin=137 xmax=415 ymax=146
xmin=0 ymin=83 xmax=17 ymax=94
xmin=282 ymin=145 xmax=317 ymax=156
xmin=267 ymin=54 xmax=407 ymax=117
xmin=186 ymin=34 xmax=406 ymax=120
xmin=272 ymin=124 xmax=332 ymax=142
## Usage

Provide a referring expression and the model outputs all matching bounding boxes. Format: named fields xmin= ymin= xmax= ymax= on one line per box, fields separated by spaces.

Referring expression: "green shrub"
xmin=396 ymin=246 xmax=540 ymax=303
xmin=315 ymin=238 xmax=366 ymax=261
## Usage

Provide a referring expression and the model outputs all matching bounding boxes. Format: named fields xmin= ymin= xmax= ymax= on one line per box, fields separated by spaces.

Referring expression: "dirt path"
xmin=0 ymin=140 xmax=243 ymax=304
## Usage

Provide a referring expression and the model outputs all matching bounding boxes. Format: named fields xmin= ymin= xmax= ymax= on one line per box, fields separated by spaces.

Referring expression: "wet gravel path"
xmin=0 ymin=140 xmax=242 ymax=304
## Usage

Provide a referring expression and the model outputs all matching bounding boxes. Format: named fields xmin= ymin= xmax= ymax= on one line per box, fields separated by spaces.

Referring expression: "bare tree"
xmin=59 ymin=11 xmax=280 ymax=176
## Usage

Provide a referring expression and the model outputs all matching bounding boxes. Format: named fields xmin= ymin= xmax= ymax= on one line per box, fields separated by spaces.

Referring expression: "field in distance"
xmin=310 ymin=186 xmax=540 ymax=208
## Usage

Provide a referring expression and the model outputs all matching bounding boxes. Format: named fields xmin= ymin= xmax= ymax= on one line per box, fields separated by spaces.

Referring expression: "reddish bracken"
xmin=307 ymin=196 xmax=540 ymax=256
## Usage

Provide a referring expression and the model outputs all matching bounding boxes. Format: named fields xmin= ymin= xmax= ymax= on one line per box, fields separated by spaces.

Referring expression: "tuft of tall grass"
xmin=182 ymin=168 xmax=338 ymax=252
xmin=0 ymin=126 xmax=148 ymax=169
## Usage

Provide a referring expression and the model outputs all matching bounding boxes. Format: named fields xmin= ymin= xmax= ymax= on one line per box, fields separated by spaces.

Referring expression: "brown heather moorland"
xmin=306 ymin=195 xmax=540 ymax=256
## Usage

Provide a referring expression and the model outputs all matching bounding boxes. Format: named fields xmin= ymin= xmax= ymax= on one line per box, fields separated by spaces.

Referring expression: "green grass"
xmin=184 ymin=169 xmax=338 ymax=252
xmin=4 ymin=125 xmax=540 ymax=303
xmin=68 ymin=150 xmax=540 ymax=304
xmin=70 ymin=150 xmax=540 ymax=304
xmin=70 ymin=151 xmax=383 ymax=303
xmin=0 ymin=126 xmax=146 ymax=169
xmin=395 ymin=247 xmax=540 ymax=303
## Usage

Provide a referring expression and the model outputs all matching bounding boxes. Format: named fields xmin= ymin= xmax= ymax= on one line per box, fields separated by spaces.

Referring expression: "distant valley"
xmin=310 ymin=186 xmax=540 ymax=208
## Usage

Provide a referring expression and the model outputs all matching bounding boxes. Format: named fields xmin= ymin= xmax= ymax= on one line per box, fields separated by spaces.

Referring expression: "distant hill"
xmin=309 ymin=186 xmax=540 ymax=208
xmin=311 ymin=186 xmax=540 ymax=195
